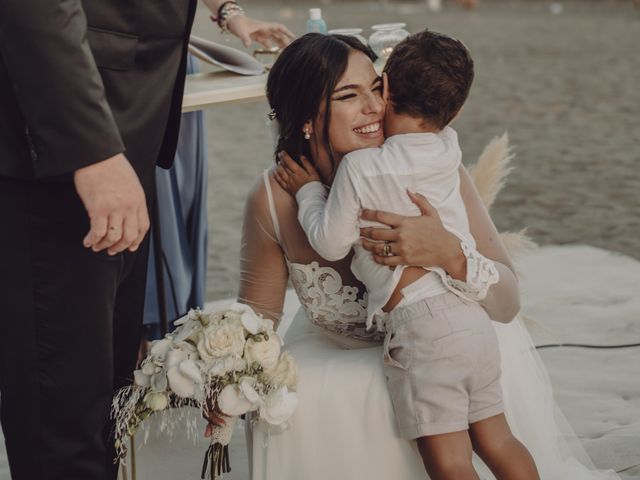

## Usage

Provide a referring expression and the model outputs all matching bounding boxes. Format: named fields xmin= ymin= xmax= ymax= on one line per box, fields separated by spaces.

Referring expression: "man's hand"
xmin=74 ymin=153 xmax=150 ymax=255
xmin=274 ymin=151 xmax=321 ymax=196
xmin=226 ymin=15 xmax=294 ymax=48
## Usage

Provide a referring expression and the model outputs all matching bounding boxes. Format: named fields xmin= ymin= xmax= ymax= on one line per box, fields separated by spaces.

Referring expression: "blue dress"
xmin=143 ymin=54 xmax=208 ymax=338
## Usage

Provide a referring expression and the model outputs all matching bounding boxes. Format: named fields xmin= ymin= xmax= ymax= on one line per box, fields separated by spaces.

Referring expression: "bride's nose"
xmin=362 ymin=91 xmax=384 ymax=115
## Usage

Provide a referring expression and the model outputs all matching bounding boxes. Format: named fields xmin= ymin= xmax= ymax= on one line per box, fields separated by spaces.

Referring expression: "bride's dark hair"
xmin=266 ymin=33 xmax=376 ymax=170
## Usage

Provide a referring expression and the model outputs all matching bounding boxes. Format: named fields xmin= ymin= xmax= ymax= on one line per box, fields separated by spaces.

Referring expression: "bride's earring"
xmin=304 ymin=128 xmax=311 ymax=140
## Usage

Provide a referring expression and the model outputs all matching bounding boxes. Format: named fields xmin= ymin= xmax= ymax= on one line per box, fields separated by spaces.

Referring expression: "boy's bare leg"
xmin=469 ymin=414 xmax=540 ymax=480
xmin=417 ymin=430 xmax=480 ymax=480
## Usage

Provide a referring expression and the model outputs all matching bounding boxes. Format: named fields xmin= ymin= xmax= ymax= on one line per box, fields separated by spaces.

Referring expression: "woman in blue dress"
xmin=142 ymin=5 xmax=294 ymax=339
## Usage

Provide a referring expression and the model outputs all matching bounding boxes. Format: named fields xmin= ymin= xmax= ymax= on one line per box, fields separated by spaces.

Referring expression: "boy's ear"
xmin=382 ymin=72 xmax=390 ymax=103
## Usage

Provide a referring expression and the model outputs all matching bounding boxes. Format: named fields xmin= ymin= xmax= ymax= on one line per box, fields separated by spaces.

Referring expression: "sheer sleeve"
xmin=459 ymin=165 xmax=521 ymax=323
xmin=236 ymin=176 xmax=289 ymax=327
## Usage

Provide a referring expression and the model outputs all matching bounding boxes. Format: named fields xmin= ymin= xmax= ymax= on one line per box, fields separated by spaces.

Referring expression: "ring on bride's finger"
xmin=382 ymin=242 xmax=393 ymax=257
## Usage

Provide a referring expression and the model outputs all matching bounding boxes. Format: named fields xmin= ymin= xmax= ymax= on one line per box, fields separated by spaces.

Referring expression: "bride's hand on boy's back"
xmin=359 ymin=191 xmax=467 ymax=280
xmin=274 ymin=151 xmax=320 ymax=196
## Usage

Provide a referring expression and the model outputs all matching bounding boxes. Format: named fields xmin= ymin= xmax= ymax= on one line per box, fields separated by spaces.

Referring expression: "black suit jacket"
xmin=0 ymin=0 xmax=197 ymax=181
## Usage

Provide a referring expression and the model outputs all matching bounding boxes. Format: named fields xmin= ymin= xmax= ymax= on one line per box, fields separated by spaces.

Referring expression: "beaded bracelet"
xmin=211 ymin=1 xmax=245 ymax=33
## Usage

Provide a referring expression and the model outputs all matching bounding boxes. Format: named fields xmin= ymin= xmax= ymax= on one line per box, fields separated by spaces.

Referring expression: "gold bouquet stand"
xmin=119 ymin=435 xmax=137 ymax=480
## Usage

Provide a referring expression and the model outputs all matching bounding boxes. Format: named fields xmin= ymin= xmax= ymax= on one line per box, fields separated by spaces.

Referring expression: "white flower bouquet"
xmin=111 ymin=303 xmax=298 ymax=479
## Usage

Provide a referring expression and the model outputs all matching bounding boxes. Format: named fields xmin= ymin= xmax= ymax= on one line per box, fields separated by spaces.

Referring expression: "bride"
xmin=229 ymin=33 xmax=618 ymax=479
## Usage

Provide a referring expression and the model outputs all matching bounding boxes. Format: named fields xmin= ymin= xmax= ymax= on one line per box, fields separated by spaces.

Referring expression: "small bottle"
xmin=306 ymin=8 xmax=327 ymax=34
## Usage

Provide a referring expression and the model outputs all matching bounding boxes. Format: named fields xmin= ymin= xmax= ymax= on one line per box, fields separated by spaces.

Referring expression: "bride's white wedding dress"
xmin=243 ymin=149 xmax=619 ymax=479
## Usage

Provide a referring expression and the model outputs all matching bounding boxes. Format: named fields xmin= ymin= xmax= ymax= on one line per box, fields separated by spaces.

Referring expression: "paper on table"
xmin=188 ymin=36 xmax=265 ymax=76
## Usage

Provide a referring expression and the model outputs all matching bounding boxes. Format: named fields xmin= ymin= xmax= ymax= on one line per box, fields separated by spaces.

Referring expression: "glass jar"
xmin=368 ymin=23 xmax=410 ymax=60
xmin=328 ymin=28 xmax=368 ymax=46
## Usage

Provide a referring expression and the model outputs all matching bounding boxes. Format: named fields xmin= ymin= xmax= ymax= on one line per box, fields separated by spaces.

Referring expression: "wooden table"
xmin=182 ymin=61 xmax=384 ymax=111
xmin=182 ymin=70 xmax=268 ymax=112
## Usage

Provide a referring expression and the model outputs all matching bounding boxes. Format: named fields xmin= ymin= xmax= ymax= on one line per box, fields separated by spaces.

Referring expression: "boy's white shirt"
xmin=295 ymin=126 xmax=476 ymax=328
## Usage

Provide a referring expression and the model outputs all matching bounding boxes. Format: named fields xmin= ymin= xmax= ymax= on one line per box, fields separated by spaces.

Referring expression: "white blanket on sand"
xmin=1 ymin=244 xmax=638 ymax=479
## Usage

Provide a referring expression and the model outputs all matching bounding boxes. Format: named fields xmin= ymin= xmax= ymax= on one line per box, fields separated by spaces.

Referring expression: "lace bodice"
xmin=236 ymin=170 xmax=385 ymax=343
xmin=287 ymin=260 xmax=384 ymax=343
xmin=240 ymin=165 xmax=521 ymax=347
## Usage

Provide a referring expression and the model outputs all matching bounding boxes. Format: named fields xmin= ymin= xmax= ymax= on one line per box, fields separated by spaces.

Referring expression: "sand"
xmin=59 ymin=245 xmax=640 ymax=479
xmin=2 ymin=1 xmax=639 ymax=479
xmin=1 ymin=246 xmax=639 ymax=479
xmin=193 ymin=0 xmax=640 ymax=301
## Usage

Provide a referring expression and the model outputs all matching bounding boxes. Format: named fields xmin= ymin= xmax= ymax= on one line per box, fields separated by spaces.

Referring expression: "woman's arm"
xmin=205 ymin=176 xmax=289 ymax=434
xmin=200 ymin=0 xmax=294 ymax=48
xmin=359 ymin=165 xmax=520 ymax=323
xmin=236 ymin=177 xmax=289 ymax=329
xmin=458 ymin=165 xmax=520 ymax=323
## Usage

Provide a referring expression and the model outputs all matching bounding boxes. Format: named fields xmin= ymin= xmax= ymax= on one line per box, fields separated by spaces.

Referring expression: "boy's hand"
xmin=274 ymin=151 xmax=320 ymax=196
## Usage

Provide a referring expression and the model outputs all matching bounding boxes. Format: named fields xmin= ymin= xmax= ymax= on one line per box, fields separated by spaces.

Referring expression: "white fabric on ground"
xmin=1 ymin=245 xmax=638 ymax=479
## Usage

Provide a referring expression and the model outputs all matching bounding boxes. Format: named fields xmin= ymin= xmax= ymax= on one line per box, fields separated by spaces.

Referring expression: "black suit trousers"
xmin=0 ymin=175 xmax=151 ymax=480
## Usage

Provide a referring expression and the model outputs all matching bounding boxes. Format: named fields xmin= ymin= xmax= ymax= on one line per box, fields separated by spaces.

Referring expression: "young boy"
xmin=276 ymin=30 xmax=539 ymax=480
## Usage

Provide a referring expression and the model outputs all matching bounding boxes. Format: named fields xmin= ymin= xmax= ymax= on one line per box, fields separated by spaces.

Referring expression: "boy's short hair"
xmin=384 ymin=30 xmax=474 ymax=129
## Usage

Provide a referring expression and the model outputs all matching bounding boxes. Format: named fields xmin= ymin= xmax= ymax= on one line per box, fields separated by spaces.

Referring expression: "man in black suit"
xmin=0 ymin=1 xmax=292 ymax=479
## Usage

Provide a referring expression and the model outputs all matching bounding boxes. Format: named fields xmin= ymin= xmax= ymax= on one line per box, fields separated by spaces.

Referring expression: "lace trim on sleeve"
xmin=431 ymin=240 xmax=500 ymax=302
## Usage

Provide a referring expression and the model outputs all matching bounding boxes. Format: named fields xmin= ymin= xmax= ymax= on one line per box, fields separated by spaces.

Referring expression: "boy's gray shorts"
xmin=382 ymin=291 xmax=504 ymax=439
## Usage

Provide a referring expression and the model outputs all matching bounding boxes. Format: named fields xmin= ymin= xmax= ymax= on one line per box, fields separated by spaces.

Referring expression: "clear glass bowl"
xmin=368 ymin=23 xmax=410 ymax=60
xmin=328 ymin=28 xmax=368 ymax=46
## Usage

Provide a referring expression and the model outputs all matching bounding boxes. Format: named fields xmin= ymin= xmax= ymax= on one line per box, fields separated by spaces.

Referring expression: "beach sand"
xmin=195 ymin=0 xmax=640 ymax=301
xmin=1 ymin=1 xmax=639 ymax=479
xmin=79 ymin=245 xmax=640 ymax=479
xmin=1 ymin=246 xmax=639 ymax=479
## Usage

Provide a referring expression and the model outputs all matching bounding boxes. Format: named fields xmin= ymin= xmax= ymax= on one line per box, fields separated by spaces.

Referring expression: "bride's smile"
xmin=353 ymin=121 xmax=383 ymax=137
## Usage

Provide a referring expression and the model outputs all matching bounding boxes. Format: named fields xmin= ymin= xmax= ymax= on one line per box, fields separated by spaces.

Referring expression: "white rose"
xmin=207 ymin=356 xmax=247 ymax=377
xmin=140 ymin=340 xmax=172 ymax=377
xmin=175 ymin=320 xmax=204 ymax=343
xmin=141 ymin=357 xmax=163 ymax=376
xmin=238 ymin=376 xmax=263 ymax=406
xmin=259 ymin=387 xmax=298 ymax=426
xmin=219 ymin=313 xmax=244 ymax=334
xmin=141 ymin=362 xmax=155 ymax=376
xmin=230 ymin=302 xmax=274 ymax=334
xmin=166 ymin=348 xmax=188 ymax=369
xmin=242 ymin=313 xmax=259 ymax=334
xmin=207 ymin=311 xmax=226 ymax=325
xmin=244 ymin=335 xmax=281 ymax=370
xmin=198 ymin=323 xmax=245 ymax=362
xmin=173 ymin=340 xmax=197 ymax=354
xmin=144 ymin=392 xmax=169 ymax=412
xmin=150 ymin=372 xmax=168 ymax=392
xmin=133 ymin=369 xmax=150 ymax=387
xmin=149 ymin=338 xmax=172 ymax=357
xmin=167 ymin=359 xmax=203 ymax=399
xmin=180 ymin=360 xmax=203 ymax=384
xmin=217 ymin=384 xmax=255 ymax=416
xmin=226 ymin=355 xmax=247 ymax=373
xmin=207 ymin=359 xmax=226 ymax=377
xmin=265 ymin=352 xmax=298 ymax=389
